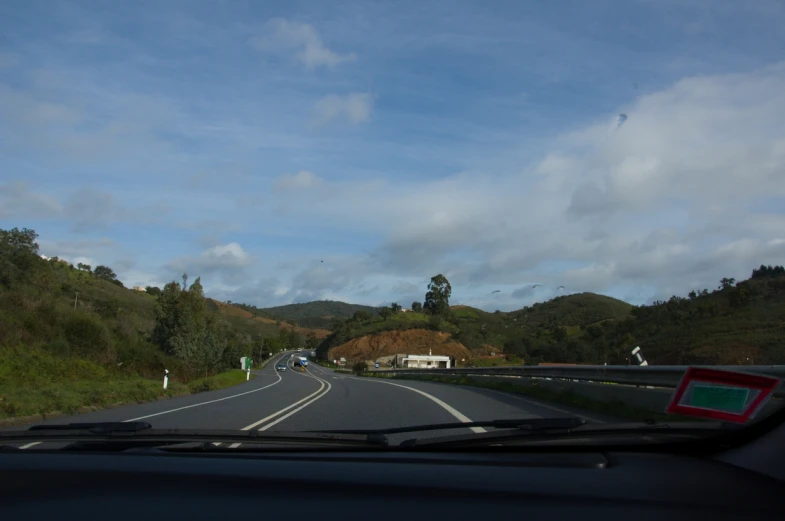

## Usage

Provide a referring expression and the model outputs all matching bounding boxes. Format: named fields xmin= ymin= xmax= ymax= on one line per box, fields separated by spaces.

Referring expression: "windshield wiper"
xmin=313 ymin=417 xmax=586 ymax=437
xmin=391 ymin=420 xmax=732 ymax=448
xmin=1 ymin=422 xmax=389 ymax=449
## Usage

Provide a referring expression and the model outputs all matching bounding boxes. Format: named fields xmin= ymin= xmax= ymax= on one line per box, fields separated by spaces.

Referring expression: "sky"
xmin=2 ymin=0 xmax=785 ymax=311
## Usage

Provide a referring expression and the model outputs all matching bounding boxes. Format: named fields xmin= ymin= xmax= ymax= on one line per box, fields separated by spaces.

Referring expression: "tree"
xmin=411 ymin=301 xmax=422 ymax=313
xmin=390 ymin=302 xmax=402 ymax=314
xmin=719 ymin=277 xmax=736 ymax=290
xmin=182 ymin=272 xmax=188 ymax=290
xmin=352 ymin=310 xmax=372 ymax=322
xmin=379 ymin=306 xmax=392 ymax=320
xmin=77 ymin=262 xmax=92 ymax=273
xmin=688 ymin=290 xmax=697 ymax=300
xmin=145 ymin=285 xmax=162 ymax=297
xmin=94 ymin=265 xmax=117 ymax=281
xmin=0 ymin=227 xmax=42 ymax=287
xmin=352 ymin=360 xmax=368 ymax=375
xmin=152 ymin=278 xmax=225 ymax=376
xmin=424 ymin=274 xmax=452 ymax=316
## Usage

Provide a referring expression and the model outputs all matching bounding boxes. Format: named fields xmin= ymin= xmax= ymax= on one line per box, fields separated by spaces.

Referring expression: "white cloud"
xmin=0 ymin=182 xmax=62 ymax=219
xmin=250 ymin=18 xmax=356 ymax=69
xmin=313 ymin=93 xmax=374 ymax=125
xmin=274 ymin=170 xmax=323 ymax=190
xmin=243 ymin=60 xmax=785 ymax=308
xmin=167 ymin=243 xmax=254 ymax=286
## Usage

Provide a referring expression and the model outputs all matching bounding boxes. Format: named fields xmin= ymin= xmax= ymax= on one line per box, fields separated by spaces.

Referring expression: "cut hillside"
xmin=327 ymin=329 xmax=471 ymax=362
xmin=260 ymin=300 xmax=379 ymax=329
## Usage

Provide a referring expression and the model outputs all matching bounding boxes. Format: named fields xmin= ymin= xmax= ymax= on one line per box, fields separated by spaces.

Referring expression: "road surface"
xmin=8 ymin=352 xmax=612 ymax=448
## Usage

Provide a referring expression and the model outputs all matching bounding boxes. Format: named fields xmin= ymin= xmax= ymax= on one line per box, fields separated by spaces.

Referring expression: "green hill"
xmin=316 ymin=268 xmax=785 ymax=367
xmin=315 ymin=293 xmax=635 ymax=364
xmin=261 ymin=300 xmax=379 ymax=329
xmin=508 ymin=292 xmax=633 ymax=327
xmin=585 ymin=268 xmax=785 ymax=365
xmin=0 ymin=227 xmax=294 ymax=419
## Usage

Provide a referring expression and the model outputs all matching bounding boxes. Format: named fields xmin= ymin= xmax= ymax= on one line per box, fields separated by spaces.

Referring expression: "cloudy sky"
xmin=2 ymin=0 xmax=785 ymax=311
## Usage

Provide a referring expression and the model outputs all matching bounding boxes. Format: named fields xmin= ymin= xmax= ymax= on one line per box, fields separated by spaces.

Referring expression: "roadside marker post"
xmin=163 ymin=369 xmax=169 ymax=390
xmin=246 ymin=368 xmax=250 ymax=381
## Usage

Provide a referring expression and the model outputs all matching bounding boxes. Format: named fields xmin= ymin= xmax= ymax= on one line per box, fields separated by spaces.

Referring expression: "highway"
xmin=9 ymin=352 xmax=612 ymax=448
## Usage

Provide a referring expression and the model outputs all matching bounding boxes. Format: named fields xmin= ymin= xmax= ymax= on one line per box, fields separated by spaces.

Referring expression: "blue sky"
xmin=2 ymin=0 xmax=785 ymax=310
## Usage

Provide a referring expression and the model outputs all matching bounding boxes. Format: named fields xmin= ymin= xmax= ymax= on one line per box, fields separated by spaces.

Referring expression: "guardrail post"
xmin=163 ymin=369 xmax=169 ymax=390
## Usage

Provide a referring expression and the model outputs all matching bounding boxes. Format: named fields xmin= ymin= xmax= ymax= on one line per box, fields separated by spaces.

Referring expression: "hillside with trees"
xmin=260 ymin=300 xmax=380 ymax=329
xmin=0 ymin=227 xmax=311 ymax=419
xmin=317 ymin=268 xmax=785 ymax=367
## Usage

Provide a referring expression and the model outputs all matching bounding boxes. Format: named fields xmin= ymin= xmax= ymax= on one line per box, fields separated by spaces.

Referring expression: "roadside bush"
xmin=64 ymin=313 xmax=114 ymax=362
xmin=352 ymin=360 xmax=368 ymax=375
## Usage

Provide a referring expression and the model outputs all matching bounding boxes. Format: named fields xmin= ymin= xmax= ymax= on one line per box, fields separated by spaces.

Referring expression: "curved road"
xmin=12 ymin=352 xmax=610 ymax=448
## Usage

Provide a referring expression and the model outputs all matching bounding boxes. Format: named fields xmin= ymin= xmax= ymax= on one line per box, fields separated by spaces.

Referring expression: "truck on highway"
xmin=293 ymin=356 xmax=308 ymax=367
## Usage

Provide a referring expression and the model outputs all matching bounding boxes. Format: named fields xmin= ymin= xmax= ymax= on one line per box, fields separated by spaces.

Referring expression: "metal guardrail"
xmin=385 ymin=365 xmax=785 ymax=390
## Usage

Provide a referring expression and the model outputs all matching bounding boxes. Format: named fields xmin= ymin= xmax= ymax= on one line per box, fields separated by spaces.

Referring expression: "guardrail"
xmin=385 ymin=365 xmax=785 ymax=391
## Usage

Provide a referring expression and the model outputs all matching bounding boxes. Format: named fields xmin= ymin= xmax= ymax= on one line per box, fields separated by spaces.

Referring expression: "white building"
xmin=401 ymin=349 xmax=452 ymax=369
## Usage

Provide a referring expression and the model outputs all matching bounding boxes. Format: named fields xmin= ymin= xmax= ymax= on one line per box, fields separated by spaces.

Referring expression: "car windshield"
xmin=1 ymin=1 xmax=784 ymax=449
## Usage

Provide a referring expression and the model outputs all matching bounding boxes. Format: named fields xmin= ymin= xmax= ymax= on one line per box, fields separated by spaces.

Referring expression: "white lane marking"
xmin=344 ymin=375 xmax=486 ymax=433
xmin=257 ymin=372 xmax=332 ymax=432
xmin=228 ymin=369 xmax=332 ymax=448
xmin=20 ymin=442 xmax=41 ymax=449
xmin=123 ymin=354 xmax=288 ymax=422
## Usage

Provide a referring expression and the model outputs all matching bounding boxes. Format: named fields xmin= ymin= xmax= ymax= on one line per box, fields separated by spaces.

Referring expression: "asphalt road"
xmin=9 ymin=352 xmax=612 ymax=448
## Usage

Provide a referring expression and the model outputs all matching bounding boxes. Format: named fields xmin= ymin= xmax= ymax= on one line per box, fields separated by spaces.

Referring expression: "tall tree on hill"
xmin=153 ymin=277 xmax=224 ymax=376
xmin=719 ymin=277 xmax=736 ymax=290
xmin=424 ymin=274 xmax=452 ymax=316
xmin=411 ymin=301 xmax=422 ymax=313
xmin=94 ymin=265 xmax=117 ymax=281
xmin=0 ymin=227 xmax=42 ymax=288
xmin=390 ymin=302 xmax=402 ymax=313
xmin=379 ymin=306 xmax=392 ymax=320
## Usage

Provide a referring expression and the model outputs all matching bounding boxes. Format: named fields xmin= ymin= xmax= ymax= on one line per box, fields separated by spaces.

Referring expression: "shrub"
xmin=352 ymin=360 xmax=368 ymax=375
xmin=64 ymin=314 xmax=114 ymax=362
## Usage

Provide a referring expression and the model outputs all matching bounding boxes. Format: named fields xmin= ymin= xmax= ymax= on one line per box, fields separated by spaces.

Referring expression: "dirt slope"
xmin=327 ymin=329 xmax=471 ymax=361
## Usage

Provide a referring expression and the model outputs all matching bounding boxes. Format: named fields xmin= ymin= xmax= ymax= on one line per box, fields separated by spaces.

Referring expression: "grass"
xmin=362 ymin=372 xmax=693 ymax=423
xmin=187 ymin=369 xmax=254 ymax=394
xmin=0 ymin=346 xmax=254 ymax=421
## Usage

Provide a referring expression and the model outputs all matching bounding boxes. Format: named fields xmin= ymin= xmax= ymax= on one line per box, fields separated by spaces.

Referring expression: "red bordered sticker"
xmin=667 ymin=367 xmax=781 ymax=423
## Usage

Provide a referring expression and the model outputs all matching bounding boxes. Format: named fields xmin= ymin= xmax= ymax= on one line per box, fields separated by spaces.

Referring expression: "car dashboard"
xmin=1 ymin=448 xmax=783 ymax=520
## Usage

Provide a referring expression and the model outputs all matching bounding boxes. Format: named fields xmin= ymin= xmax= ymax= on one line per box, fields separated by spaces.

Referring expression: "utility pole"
xmin=74 ymin=291 xmax=79 ymax=310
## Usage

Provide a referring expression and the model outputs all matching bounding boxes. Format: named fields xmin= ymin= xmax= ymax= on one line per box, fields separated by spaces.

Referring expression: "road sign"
xmin=667 ymin=367 xmax=780 ymax=423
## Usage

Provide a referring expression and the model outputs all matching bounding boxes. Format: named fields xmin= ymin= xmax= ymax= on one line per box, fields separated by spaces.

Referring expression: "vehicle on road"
xmin=275 ymin=364 xmax=287 ymax=372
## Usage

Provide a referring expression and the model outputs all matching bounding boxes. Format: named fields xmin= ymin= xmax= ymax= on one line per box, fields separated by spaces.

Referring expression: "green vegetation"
xmin=187 ymin=369 xmax=254 ymax=394
xmin=317 ymin=269 xmax=785 ymax=366
xmin=0 ymin=227 xmax=295 ymax=419
xmin=260 ymin=300 xmax=379 ymax=329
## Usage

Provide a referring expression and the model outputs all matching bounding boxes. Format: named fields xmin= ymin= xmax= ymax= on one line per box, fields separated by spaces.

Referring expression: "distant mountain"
xmin=260 ymin=300 xmax=379 ymax=330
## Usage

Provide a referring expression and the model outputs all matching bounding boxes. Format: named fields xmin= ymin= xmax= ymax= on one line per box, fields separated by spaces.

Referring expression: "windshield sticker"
xmin=667 ymin=367 xmax=780 ymax=423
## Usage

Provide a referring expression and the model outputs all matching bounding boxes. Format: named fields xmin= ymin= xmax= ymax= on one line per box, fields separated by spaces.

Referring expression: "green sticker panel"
xmin=690 ymin=384 xmax=749 ymax=413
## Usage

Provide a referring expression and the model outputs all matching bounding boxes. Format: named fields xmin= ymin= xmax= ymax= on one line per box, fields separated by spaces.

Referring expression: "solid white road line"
xmin=228 ymin=368 xmax=332 ymax=447
xmin=19 ymin=442 xmax=41 ymax=449
xmin=123 ymin=354 xmax=289 ymax=422
xmin=343 ymin=375 xmax=487 ymax=434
